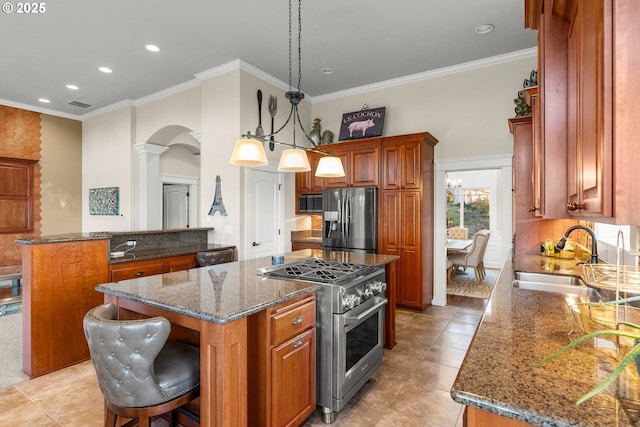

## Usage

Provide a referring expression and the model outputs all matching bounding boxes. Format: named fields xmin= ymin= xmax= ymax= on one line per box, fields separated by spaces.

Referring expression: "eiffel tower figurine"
xmin=208 ymin=175 xmax=228 ymax=216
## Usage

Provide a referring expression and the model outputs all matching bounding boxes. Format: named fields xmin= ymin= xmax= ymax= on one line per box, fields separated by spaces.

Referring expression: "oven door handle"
xmin=342 ymin=297 xmax=387 ymax=327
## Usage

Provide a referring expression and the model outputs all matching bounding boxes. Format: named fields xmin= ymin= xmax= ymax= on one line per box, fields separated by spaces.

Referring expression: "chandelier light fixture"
xmin=229 ymin=0 xmax=345 ymax=177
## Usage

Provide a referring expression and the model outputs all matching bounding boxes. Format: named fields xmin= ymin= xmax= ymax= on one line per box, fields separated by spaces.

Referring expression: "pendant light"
xmin=315 ymin=156 xmax=345 ymax=178
xmin=230 ymin=135 xmax=268 ymax=166
xmin=229 ymin=0 xmax=344 ymax=178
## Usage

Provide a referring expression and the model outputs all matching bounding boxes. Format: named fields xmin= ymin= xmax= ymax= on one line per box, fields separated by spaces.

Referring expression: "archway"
xmin=133 ymin=125 xmax=201 ymax=229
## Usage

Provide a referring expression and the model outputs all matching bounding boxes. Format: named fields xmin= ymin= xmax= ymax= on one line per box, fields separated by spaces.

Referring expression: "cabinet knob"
xmin=292 ymin=339 xmax=303 ymax=349
xmin=135 ymin=271 xmax=144 ymax=276
xmin=566 ymin=202 xmax=584 ymax=212
xmin=291 ymin=316 xmax=303 ymax=325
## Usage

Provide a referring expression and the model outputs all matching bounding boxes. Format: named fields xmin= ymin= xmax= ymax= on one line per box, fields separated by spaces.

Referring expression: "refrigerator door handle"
xmin=346 ymin=194 xmax=351 ymax=242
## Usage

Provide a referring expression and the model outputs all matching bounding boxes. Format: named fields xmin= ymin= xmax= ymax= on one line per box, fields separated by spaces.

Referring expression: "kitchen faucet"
xmin=556 ymin=225 xmax=599 ymax=264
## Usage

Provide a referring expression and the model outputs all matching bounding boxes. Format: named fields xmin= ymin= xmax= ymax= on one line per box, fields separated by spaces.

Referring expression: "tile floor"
xmin=0 ymin=296 xmax=485 ymax=427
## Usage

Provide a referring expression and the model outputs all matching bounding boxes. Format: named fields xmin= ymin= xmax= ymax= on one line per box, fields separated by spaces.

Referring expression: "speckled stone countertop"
xmin=15 ymin=232 xmax=111 ymax=244
xmin=97 ymin=249 xmax=399 ymax=325
xmin=15 ymin=228 xmax=214 ymax=245
xmin=108 ymin=243 xmax=235 ymax=264
xmin=451 ymin=257 xmax=640 ymax=426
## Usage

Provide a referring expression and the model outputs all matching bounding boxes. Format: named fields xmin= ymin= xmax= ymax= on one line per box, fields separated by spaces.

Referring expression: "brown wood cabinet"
xmin=464 ymin=406 xmax=533 ymax=427
xmin=291 ymin=241 xmax=321 ymax=251
xmin=0 ymin=157 xmax=36 ymax=233
xmin=526 ymin=0 xmax=640 ymax=224
xmin=381 ymin=139 xmax=421 ymax=190
xmin=248 ymin=294 xmax=316 ymax=427
xmin=21 ymin=239 xmax=109 ymax=377
xmin=378 ymin=133 xmax=437 ymax=311
xmin=510 ymin=116 xmax=578 ymax=257
xmin=535 ymin=0 xmax=570 ymax=219
xmin=323 ymin=139 xmax=380 ymax=188
xmin=566 ymin=0 xmax=612 ymax=218
xmin=108 ymin=254 xmax=197 ymax=281
xmin=295 ymin=150 xmax=324 ymax=194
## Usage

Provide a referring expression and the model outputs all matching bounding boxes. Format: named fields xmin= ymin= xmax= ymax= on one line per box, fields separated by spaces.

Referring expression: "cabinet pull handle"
xmin=567 ymin=202 xmax=584 ymax=212
xmin=291 ymin=316 xmax=303 ymax=325
xmin=135 ymin=271 xmax=144 ymax=276
xmin=292 ymin=339 xmax=303 ymax=349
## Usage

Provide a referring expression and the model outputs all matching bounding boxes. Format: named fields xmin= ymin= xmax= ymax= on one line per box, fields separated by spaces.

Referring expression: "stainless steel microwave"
xmin=298 ymin=193 xmax=322 ymax=213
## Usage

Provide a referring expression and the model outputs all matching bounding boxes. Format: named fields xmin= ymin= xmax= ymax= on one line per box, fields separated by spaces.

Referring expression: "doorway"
xmin=434 ymin=154 xmax=513 ymax=306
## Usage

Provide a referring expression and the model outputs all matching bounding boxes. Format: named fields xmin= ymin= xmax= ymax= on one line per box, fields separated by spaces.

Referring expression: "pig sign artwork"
xmin=338 ymin=106 xmax=386 ymax=141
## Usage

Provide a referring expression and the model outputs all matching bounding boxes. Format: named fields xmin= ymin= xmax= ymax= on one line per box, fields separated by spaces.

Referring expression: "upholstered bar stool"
xmin=83 ymin=304 xmax=200 ymax=427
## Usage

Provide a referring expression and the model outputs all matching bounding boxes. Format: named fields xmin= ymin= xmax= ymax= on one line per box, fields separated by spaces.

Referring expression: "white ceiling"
xmin=0 ymin=0 xmax=537 ymax=119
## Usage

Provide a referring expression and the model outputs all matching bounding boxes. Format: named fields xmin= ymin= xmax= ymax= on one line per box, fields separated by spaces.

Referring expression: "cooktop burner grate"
xmin=262 ymin=258 xmax=373 ymax=284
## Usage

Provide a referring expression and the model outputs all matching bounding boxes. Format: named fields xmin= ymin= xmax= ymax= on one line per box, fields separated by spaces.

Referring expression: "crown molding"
xmin=313 ymin=47 xmax=538 ymax=103
xmin=0 ymin=98 xmax=83 ymax=120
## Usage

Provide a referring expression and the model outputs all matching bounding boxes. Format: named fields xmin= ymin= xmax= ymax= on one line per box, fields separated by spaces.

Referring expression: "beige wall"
xmin=40 ymin=114 xmax=82 ymax=235
xmin=80 ymin=54 xmax=536 ymax=255
xmin=82 ymin=107 xmax=134 ymax=231
xmin=311 ymin=55 xmax=537 ymax=159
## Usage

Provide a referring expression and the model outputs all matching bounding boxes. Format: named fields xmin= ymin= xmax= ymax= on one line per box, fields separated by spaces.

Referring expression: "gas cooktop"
xmin=259 ymin=258 xmax=374 ymax=285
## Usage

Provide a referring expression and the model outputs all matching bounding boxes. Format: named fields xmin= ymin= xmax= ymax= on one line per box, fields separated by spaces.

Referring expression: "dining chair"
xmin=83 ymin=304 xmax=201 ymax=427
xmin=448 ymin=229 xmax=491 ymax=282
xmin=448 ymin=227 xmax=469 ymax=240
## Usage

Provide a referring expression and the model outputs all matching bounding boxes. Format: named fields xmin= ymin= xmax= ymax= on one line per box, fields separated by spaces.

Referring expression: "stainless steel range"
xmin=260 ymin=258 xmax=387 ymax=424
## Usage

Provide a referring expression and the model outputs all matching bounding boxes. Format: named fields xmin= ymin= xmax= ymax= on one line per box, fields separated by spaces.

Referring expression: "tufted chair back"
xmin=448 ymin=227 xmax=469 ymax=240
xmin=83 ymin=304 xmax=198 ymax=409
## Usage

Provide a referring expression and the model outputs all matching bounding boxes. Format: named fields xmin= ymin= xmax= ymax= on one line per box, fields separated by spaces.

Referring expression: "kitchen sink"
xmin=512 ymin=271 xmax=600 ymax=297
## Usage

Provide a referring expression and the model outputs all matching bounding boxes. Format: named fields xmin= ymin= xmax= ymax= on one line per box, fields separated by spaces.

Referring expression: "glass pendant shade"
xmin=278 ymin=148 xmax=311 ymax=172
xmin=315 ymin=156 xmax=345 ymax=178
xmin=229 ymin=138 xmax=268 ymax=166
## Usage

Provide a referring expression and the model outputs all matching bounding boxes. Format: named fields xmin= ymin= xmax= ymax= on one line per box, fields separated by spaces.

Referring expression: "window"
xmin=447 ymin=187 xmax=490 ymax=237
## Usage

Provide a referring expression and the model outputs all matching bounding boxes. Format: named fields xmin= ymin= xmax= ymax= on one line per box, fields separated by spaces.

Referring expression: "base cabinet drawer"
xmin=109 ymin=261 xmax=165 ymax=281
xmin=108 ymin=254 xmax=197 ymax=281
xmin=271 ymin=298 xmax=316 ymax=346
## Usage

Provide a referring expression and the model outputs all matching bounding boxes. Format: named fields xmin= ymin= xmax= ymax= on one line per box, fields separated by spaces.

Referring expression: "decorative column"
xmin=133 ymin=143 xmax=168 ymax=230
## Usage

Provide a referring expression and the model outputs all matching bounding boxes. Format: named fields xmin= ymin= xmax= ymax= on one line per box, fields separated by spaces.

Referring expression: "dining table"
xmin=446 ymin=238 xmax=473 ymax=254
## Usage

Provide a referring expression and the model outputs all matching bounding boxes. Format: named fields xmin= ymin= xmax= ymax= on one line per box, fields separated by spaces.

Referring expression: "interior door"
xmin=163 ymin=184 xmax=189 ymax=229
xmin=248 ymin=169 xmax=282 ymax=259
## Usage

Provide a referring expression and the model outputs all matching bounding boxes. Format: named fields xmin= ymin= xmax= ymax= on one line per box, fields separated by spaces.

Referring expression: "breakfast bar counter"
xmin=451 ymin=258 xmax=640 ymax=426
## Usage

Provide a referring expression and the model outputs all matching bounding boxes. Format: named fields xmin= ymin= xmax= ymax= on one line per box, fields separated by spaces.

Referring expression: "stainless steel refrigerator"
xmin=322 ymin=187 xmax=378 ymax=253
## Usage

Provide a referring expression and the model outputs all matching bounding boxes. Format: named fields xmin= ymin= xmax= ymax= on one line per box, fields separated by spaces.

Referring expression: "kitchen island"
xmin=451 ymin=257 xmax=640 ymax=426
xmin=97 ymin=249 xmax=399 ymax=427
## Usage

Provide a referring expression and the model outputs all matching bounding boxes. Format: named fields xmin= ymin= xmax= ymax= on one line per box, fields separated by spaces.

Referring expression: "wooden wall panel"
xmin=0 ymin=106 xmax=41 ymax=265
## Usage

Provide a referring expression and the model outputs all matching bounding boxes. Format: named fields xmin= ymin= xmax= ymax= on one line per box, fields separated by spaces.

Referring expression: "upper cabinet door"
xmin=324 ymin=140 xmax=380 ymax=188
xmin=566 ymin=0 xmax=613 ymax=218
xmin=381 ymin=140 xmax=421 ymax=191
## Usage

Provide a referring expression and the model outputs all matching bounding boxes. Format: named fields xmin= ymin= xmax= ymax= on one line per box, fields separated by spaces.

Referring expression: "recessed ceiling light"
xmin=38 ymin=98 xmax=50 ymax=103
xmin=145 ymin=44 xmax=160 ymax=52
xmin=66 ymin=84 xmax=79 ymax=90
xmin=99 ymin=66 xmax=113 ymax=73
xmin=475 ymin=24 xmax=494 ymax=35
xmin=321 ymin=67 xmax=334 ymax=75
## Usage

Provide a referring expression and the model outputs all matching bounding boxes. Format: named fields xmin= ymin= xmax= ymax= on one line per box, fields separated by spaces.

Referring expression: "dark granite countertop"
xmin=15 ymin=228 xmax=213 ymax=245
xmin=109 ymin=243 xmax=235 ymax=264
xmin=451 ymin=257 xmax=640 ymax=426
xmin=97 ymin=249 xmax=399 ymax=325
xmin=15 ymin=232 xmax=112 ymax=244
